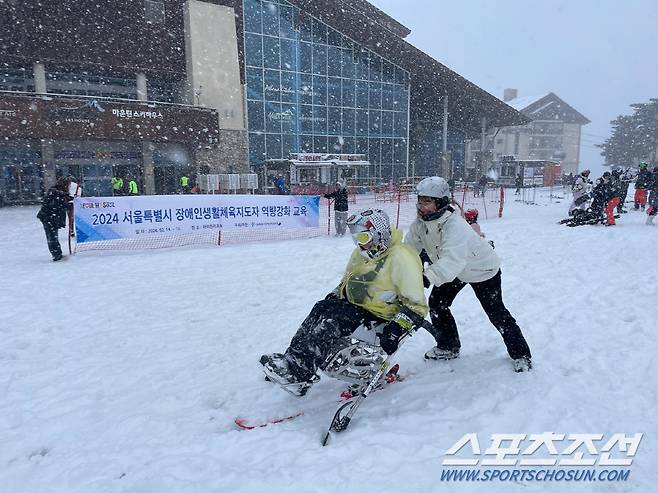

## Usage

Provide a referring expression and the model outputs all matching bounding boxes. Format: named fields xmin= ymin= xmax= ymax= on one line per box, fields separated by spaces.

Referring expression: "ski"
xmin=321 ymin=361 xmax=402 ymax=446
xmin=234 ymin=364 xmax=403 ymax=431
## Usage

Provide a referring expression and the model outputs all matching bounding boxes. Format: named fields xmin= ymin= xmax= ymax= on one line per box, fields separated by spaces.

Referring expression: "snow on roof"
xmin=505 ymin=94 xmax=550 ymax=111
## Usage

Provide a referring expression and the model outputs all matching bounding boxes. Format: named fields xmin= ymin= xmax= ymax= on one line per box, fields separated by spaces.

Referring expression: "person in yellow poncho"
xmin=260 ymin=208 xmax=428 ymax=396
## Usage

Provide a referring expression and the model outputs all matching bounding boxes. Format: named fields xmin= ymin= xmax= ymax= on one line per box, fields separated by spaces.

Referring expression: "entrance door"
xmin=82 ymin=164 xmax=113 ymax=197
xmin=154 ymin=166 xmax=179 ymax=195
xmin=1 ymin=164 xmax=42 ymax=204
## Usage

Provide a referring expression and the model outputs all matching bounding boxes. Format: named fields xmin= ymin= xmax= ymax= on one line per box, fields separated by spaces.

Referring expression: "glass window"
xmin=341 ymin=79 xmax=355 ymax=108
xmin=282 ymin=134 xmax=298 ymax=157
xmin=327 ymin=46 xmax=341 ymax=76
xmin=266 ymin=133 xmax=282 ymax=159
xmin=394 ymin=139 xmax=407 ymax=164
xmin=244 ymin=0 xmax=262 ymax=33
xmin=313 ymin=106 xmax=327 ymax=134
xmin=369 ymin=110 xmax=381 ymax=136
xmin=341 ymin=136 xmax=355 ymax=154
xmin=355 ymin=81 xmax=368 ymax=109
xmin=245 ymin=33 xmax=263 ymax=67
xmin=299 ymin=42 xmax=312 ymax=73
xmin=369 ymin=56 xmax=382 ymax=82
xmin=299 ymin=74 xmax=313 ymax=104
xmin=327 ymin=77 xmax=341 ymax=106
xmin=312 ymin=18 xmax=327 ymax=44
xmin=279 ymin=5 xmax=295 ymax=39
xmin=263 ymin=36 xmax=280 ymax=69
xmin=327 ymin=27 xmax=341 ymax=47
xmin=382 ymin=83 xmax=394 ymax=110
xmin=356 ymin=137 xmax=368 ymax=155
xmin=381 ymin=111 xmax=394 ymax=136
xmin=395 ymin=66 xmax=406 ymax=85
xmin=247 ymin=67 xmax=263 ymax=101
xmin=144 ymin=0 xmax=165 ymax=24
xmin=382 ymin=60 xmax=395 ymax=83
xmin=300 ymin=104 xmax=313 ymax=133
xmin=301 ymin=134 xmax=313 ymax=152
xmin=381 ymin=138 xmax=393 ymax=163
xmin=394 ymin=85 xmax=408 ymax=111
xmin=280 ymin=71 xmax=295 ymax=103
xmin=249 ymin=132 xmax=266 ymax=164
xmin=313 ymin=135 xmax=328 ymax=153
xmin=328 ymin=107 xmax=341 ymax=135
xmin=356 ymin=110 xmax=369 ymax=137
xmin=264 ymin=69 xmax=280 ymax=101
xmin=280 ymin=38 xmax=296 ymax=71
xmin=341 ymin=108 xmax=355 ymax=136
xmin=312 ymin=44 xmax=327 ymax=75
xmin=357 ymin=50 xmax=370 ymax=80
xmin=394 ymin=111 xmax=408 ymax=137
xmin=312 ymin=75 xmax=327 ymax=106
xmin=369 ymin=82 xmax=381 ymax=109
xmin=297 ymin=13 xmax=312 ymax=42
xmin=328 ymin=136 xmax=343 ymax=153
xmin=265 ymin=101 xmax=282 ymax=133
xmin=368 ymin=138 xmax=381 ymax=164
xmin=341 ymin=48 xmax=355 ymax=79
xmin=247 ymin=100 xmax=265 ymax=132
xmin=262 ymin=2 xmax=279 ymax=36
xmin=280 ymin=103 xmax=297 ymax=134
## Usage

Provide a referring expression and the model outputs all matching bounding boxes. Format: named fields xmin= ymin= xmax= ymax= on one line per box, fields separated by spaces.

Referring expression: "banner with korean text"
xmin=74 ymin=194 xmax=320 ymax=246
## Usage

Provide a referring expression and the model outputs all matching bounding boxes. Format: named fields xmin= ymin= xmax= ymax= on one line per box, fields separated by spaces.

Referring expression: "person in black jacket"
xmin=37 ymin=176 xmax=72 ymax=261
xmin=324 ymin=180 xmax=349 ymax=236
xmin=634 ymin=162 xmax=652 ymax=210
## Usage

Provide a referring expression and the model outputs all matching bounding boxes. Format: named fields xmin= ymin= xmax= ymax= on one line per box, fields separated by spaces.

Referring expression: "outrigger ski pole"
xmin=321 ymin=332 xmax=411 ymax=447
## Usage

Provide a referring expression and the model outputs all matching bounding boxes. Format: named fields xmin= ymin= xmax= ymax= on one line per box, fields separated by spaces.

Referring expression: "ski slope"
xmin=1 ymin=190 xmax=656 ymax=492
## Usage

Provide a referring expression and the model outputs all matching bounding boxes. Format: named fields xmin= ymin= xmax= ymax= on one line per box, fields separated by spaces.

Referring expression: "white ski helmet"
xmin=346 ymin=208 xmax=392 ymax=259
xmin=416 ymin=176 xmax=450 ymax=199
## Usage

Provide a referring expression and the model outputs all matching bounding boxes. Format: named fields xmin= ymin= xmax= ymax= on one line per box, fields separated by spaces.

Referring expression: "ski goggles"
xmin=351 ymin=230 xmax=374 ymax=246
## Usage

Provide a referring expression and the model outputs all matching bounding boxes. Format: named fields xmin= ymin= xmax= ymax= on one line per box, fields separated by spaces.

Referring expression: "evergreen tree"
xmin=599 ymin=98 xmax=658 ymax=166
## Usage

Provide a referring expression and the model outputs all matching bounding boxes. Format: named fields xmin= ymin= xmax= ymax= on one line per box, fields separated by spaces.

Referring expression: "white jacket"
xmin=405 ymin=210 xmax=500 ymax=286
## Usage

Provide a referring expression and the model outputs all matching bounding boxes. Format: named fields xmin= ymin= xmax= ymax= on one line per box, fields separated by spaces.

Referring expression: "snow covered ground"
xmin=1 ymin=189 xmax=657 ymax=492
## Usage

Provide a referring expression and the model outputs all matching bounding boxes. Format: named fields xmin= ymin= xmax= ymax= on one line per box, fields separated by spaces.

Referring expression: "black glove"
xmin=324 ymin=291 xmax=339 ymax=300
xmin=380 ymin=321 xmax=407 ymax=355
xmin=423 ymin=275 xmax=431 ymax=288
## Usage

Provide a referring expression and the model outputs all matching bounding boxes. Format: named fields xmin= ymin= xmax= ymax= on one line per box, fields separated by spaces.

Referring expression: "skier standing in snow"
xmin=260 ymin=209 xmax=428 ymax=395
xmin=36 ymin=176 xmax=72 ymax=262
xmin=646 ymin=167 xmax=658 ymax=225
xmin=514 ymin=174 xmax=523 ymax=195
xmin=324 ymin=180 xmax=349 ymax=236
xmin=634 ymin=162 xmax=652 ymax=210
xmin=617 ymin=168 xmax=634 ymax=213
xmin=592 ymin=171 xmax=620 ymax=226
xmin=568 ymin=169 xmax=592 ymax=216
xmin=404 ymin=176 xmax=532 ymax=372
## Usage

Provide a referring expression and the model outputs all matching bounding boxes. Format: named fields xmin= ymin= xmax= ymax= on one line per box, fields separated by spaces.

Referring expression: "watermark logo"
xmin=443 ymin=433 xmax=643 ymax=466
xmin=439 ymin=433 xmax=642 ymax=483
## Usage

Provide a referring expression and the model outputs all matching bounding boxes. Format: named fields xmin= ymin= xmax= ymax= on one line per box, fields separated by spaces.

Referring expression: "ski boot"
xmin=513 ymin=356 xmax=532 ymax=372
xmin=424 ymin=347 xmax=460 ymax=361
xmin=260 ymin=353 xmax=318 ymax=397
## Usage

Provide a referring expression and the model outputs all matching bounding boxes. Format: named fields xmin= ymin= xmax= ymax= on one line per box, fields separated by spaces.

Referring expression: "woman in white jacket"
xmin=405 ymin=177 xmax=532 ymax=372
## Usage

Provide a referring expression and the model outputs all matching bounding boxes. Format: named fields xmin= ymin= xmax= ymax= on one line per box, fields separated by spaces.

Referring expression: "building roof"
xmin=506 ymin=93 xmax=590 ymax=125
xmin=288 ymin=0 xmax=530 ymax=138
xmin=505 ymin=94 xmax=550 ymax=111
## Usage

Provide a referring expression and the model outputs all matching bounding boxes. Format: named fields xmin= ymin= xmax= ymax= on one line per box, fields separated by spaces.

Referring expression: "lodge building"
xmin=0 ymin=0 xmax=527 ymax=204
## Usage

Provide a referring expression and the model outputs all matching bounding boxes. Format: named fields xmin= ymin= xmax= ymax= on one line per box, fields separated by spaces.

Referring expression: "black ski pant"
xmin=426 ymin=270 xmax=531 ymax=360
xmin=285 ymin=298 xmax=382 ymax=381
xmin=41 ymin=220 xmax=62 ymax=259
